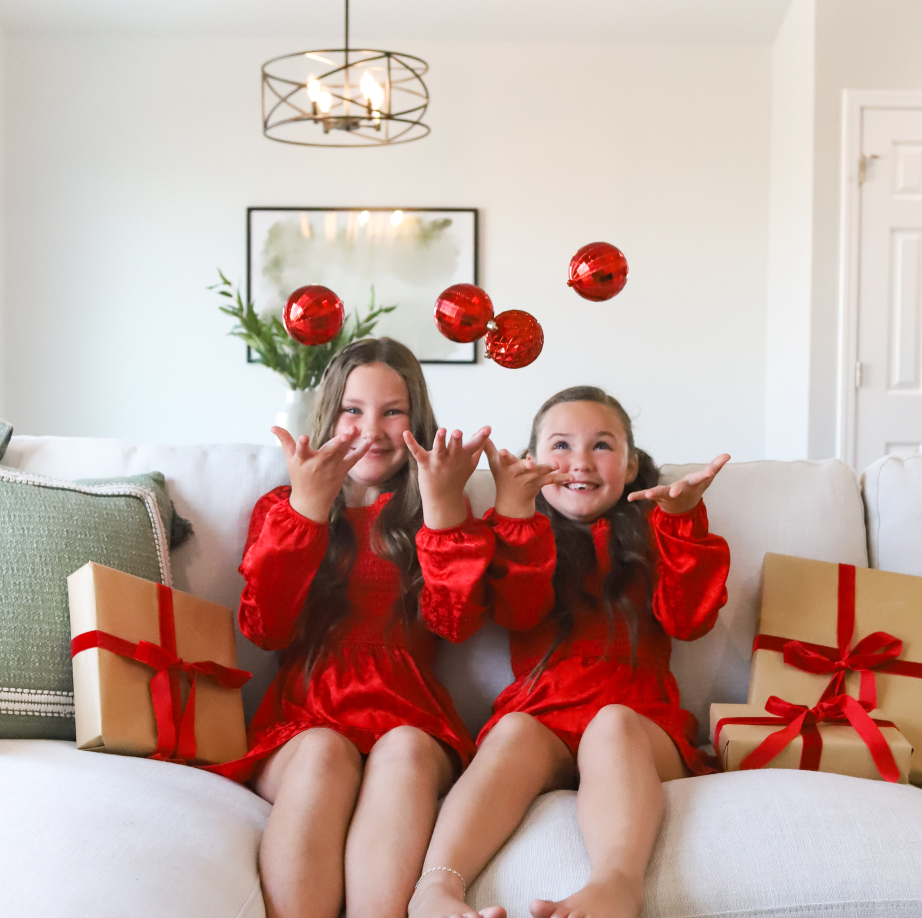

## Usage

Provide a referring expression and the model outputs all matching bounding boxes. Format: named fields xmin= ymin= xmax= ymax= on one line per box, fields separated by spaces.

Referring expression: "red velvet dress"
xmin=473 ymin=503 xmax=730 ymax=776
xmin=209 ymin=487 xmax=493 ymax=784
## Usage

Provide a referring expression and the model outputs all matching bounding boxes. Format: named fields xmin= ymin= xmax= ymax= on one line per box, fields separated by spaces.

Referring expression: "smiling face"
xmin=533 ymin=400 xmax=639 ymax=524
xmin=333 ymin=362 xmax=412 ymax=492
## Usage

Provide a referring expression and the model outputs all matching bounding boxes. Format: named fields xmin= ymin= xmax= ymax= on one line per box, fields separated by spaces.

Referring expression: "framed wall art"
xmin=247 ymin=207 xmax=478 ymax=363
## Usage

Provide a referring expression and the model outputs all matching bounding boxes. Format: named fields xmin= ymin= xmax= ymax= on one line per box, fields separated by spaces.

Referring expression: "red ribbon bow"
xmin=753 ymin=564 xmax=922 ymax=708
xmin=715 ymin=694 xmax=900 ymax=782
xmin=71 ymin=583 xmax=251 ymax=764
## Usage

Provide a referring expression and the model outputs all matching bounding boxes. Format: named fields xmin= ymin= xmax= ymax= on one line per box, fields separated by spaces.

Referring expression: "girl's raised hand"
xmin=484 ymin=439 xmax=569 ymax=519
xmin=272 ymin=425 xmax=372 ymax=523
xmin=627 ymin=453 xmax=730 ymax=515
xmin=404 ymin=425 xmax=491 ymax=529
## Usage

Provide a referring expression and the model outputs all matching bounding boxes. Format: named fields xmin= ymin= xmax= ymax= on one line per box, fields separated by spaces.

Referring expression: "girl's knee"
xmin=257 ymin=728 xmax=361 ymax=803
xmin=287 ymin=727 xmax=363 ymax=775
xmin=484 ymin=712 xmax=566 ymax=759
xmin=369 ymin=725 xmax=447 ymax=775
xmin=584 ymin=705 xmax=648 ymax=747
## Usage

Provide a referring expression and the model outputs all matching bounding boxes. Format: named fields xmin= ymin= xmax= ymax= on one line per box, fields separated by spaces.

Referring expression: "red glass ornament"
xmin=484 ymin=310 xmax=544 ymax=369
xmin=283 ymin=285 xmax=345 ymax=346
xmin=567 ymin=242 xmax=628 ymax=301
xmin=434 ymin=284 xmax=494 ymax=343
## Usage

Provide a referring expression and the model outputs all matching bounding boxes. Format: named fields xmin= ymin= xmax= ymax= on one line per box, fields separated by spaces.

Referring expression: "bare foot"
xmin=409 ymin=871 xmax=506 ymax=918
xmin=529 ymin=876 xmax=644 ymax=918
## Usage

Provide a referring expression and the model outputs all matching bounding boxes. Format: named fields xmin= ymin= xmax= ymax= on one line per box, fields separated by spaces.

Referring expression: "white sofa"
xmin=2 ymin=436 xmax=922 ymax=918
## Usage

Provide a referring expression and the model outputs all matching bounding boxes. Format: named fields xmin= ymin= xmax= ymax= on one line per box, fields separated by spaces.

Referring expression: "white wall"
xmin=764 ymin=0 xmax=814 ymax=460
xmin=809 ymin=0 xmax=922 ymax=458
xmin=2 ymin=36 xmax=771 ymax=463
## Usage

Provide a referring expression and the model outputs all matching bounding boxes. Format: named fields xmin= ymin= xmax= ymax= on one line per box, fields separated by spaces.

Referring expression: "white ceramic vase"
xmin=275 ymin=389 xmax=317 ymax=440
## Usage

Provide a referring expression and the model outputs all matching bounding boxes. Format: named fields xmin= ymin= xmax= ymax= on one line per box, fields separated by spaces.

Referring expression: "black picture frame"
xmin=246 ymin=207 xmax=479 ymax=364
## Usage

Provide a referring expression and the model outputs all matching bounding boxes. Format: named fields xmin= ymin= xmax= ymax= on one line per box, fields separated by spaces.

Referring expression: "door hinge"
xmin=855 ymin=360 xmax=863 ymax=389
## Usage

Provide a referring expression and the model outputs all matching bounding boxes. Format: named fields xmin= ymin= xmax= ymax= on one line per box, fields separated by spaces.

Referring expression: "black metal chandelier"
xmin=261 ymin=0 xmax=430 ymax=148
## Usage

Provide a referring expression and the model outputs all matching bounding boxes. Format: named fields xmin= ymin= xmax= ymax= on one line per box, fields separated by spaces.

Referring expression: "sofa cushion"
xmin=450 ymin=462 xmax=870 ymax=743
xmin=0 ymin=740 xmax=269 ymax=918
xmin=0 ymin=466 xmax=182 ymax=739
xmin=862 ymin=454 xmax=922 ymax=576
xmin=660 ymin=460 xmax=868 ymax=745
xmin=470 ymin=771 xmax=922 ymax=918
xmin=3 ymin=436 xmax=290 ymax=720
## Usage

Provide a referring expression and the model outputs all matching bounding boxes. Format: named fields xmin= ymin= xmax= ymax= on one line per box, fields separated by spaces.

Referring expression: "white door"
xmin=854 ymin=107 xmax=922 ymax=471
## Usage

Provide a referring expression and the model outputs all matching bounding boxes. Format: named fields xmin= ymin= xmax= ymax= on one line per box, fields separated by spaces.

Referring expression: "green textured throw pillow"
xmin=0 ymin=465 xmax=185 ymax=739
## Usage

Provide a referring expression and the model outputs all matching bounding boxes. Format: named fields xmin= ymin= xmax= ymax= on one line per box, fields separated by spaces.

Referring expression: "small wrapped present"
xmin=67 ymin=562 xmax=250 ymax=765
xmin=710 ymin=696 xmax=911 ymax=783
xmin=749 ymin=553 xmax=922 ymax=783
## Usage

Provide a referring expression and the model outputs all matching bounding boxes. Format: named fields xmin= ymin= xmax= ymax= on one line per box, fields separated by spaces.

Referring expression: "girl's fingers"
xmin=294 ymin=434 xmax=313 ymax=461
xmin=322 ymin=427 xmax=357 ymax=456
xmin=343 ymin=436 xmax=373 ymax=469
xmin=271 ymin=426 xmax=297 ymax=459
xmin=628 ymin=485 xmax=669 ymax=502
xmin=463 ymin=425 xmax=492 ymax=454
xmin=432 ymin=428 xmax=448 ymax=456
xmin=403 ymin=429 xmax=428 ymax=463
xmin=708 ymin=453 xmax=731 ymax=477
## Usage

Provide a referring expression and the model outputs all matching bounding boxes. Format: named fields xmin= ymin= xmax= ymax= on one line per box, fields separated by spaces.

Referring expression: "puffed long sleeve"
xmin=416 ymin=517 xmax=495 ymax=643
xmin=238 ymin=486 xmax=329 ymax=650
xmin=650 ymin=502 xmax=729 ymax=641
xmin=486 ymin=510 xmax=557 ymax=632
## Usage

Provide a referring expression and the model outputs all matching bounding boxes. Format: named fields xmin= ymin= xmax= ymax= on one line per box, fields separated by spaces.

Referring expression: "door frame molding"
xmin=837 ymin=89 xmax=922 ymax=467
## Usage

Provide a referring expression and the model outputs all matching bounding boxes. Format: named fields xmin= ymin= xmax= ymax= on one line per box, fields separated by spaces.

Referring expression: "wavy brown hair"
xmin=288 ymin=337 xmax=438 ymax=676
xmin=526 ymin=386 xmax=660 ymax=679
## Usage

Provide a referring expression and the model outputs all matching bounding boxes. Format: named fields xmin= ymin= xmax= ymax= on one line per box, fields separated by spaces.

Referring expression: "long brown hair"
xmin=290 ymin=337 xmax=438 ymax=676
xmin=526 ymin=386 xmax=659 ymax=678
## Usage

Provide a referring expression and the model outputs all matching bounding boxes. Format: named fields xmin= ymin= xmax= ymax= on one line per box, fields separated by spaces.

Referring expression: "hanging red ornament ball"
xmin=485 ymin=310 xmax=544 ymax=369
xmin=567 ymin=242 xmax=629 ymax=301
xmin=283 ymin=285 xmax=345 ymax=346
xmin=434 ymin=284 xmax=494 ymax=343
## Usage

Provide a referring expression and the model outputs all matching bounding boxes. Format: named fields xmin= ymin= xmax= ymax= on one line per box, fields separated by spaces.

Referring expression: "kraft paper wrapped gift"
xmin=710 ymin=700 xmax=912 ymax=783
xmin=67 ymin=562 xmax=249 ymax=764
xmin=748 ymin=553 xmax=922 ymax=783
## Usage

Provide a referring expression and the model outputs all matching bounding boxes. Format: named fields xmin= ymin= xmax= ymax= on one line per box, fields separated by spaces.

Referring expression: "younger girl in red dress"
xmin=409 ymin=386 xmax=731 ymax=918
xmin=216 ymin=338 xmax=494 ymax=918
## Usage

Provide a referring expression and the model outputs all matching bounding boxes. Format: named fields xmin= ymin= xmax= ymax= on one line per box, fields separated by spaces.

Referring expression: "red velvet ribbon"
xmin=71 ymin=583 xmax=251 ymax=764
xmin=714 ymin=694 xmax=901 ymax=782
xmin=752 ymin=563 xmax=922 ymax=708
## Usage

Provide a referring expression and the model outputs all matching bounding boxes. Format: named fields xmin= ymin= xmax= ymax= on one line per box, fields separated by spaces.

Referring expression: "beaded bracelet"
xmin=415 ymin=866 xmax=467 ymax=895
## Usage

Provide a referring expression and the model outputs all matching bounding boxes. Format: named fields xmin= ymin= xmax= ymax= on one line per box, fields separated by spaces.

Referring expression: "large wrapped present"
xmin=711 ymin=696 xmax=911 ymax=783
xmin=67 ymin=562 xmax=250 ymax=765
xmin=748 ymin=553 xmax=922 ymax=782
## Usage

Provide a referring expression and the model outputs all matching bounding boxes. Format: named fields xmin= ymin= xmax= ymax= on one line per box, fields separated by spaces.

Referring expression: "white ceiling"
xmin=0 ymin=0 xmax=792 ymax=43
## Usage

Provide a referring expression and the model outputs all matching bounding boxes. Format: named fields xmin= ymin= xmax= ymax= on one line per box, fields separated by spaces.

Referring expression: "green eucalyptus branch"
xmin=210 ymin=270 xmax=397 ymax=390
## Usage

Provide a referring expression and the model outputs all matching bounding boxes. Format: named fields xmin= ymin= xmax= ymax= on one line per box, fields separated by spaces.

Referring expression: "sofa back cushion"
xmin=862 ymin=454 xmax=922 ymax=575
xmin=5 ymin=439 xmax=870 ymax=746
xmin=659 ymin=460 xmax=867 ymax=743
xmin=3 ymin=437 xmax=290 ymax=722
xmin=452 ymin=461 xmax=869 ymax=742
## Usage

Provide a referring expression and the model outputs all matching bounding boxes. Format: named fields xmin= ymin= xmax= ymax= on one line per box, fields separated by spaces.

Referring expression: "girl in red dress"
xmin=218 ymin=338 xmax=494 ymax=918
xmin=409 ymin=386 xmax=731 ymax=918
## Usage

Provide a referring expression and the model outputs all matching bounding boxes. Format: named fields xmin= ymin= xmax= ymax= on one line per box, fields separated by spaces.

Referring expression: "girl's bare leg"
xmin=529 ymin=704 xmax=684 ymax=918
xmin=254 ymin=728 xmax=364 ymax=918
xmin=343 ymin=726 xmax=455 ymax=918
xmin=409 ymin=713 xmax=576 ymax=918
